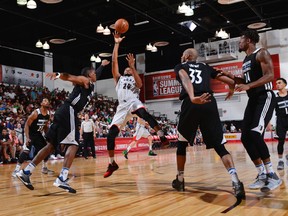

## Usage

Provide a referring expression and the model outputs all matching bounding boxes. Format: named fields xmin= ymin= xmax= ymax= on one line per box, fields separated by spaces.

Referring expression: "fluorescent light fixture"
xmin=134 ymin=20 xmax=149 ymax=26
xmin=218 ymin=0 xmax=244 ymax=4
xmin=35 ymin=40 xmax=43 ymax=48
xmin=257 ymin=27 xmax=272 ymax=32
xmin=103 ymin=26 xmax=111 ymax=35
xmin=17 ymin=0 xmax=27 ymax=5
xmin=27 ymin=0 xmax=37 ymax=9
xmin=146 ymin=43 xmax=153 ymax=51
xmin=90 ymin=55 xmax=96 ymax=62
xmin=179 ymin=42 xmax=193 ymax=46
xmin=96 ymin=24 xmax=104 ymax=33
xmin=151 ymin=45 xmax=157 ymax=52
xmin=42 ymin=41 xmax=50 ymax=50
xmin=95 ymin=56 xmax=101 ymax=63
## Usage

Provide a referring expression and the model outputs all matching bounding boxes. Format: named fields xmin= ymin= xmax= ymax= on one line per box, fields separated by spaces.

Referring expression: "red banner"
xmin=144 ymin=71 xmax=182 ymax=101
xmin=211 ymin=54 xmax=280 ymax=93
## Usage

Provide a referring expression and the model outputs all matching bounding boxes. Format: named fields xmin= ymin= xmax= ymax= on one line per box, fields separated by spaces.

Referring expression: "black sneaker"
xmin=123 ymin=150 xmax=128 ymax=159
xmin=172 ymin=175 xmax=185 ymax=191
xmin=148 ymin=150 xmax=157 ymax=156
xmin=232 ymin=181 xmax=245 ymax=200
xmin=53 ymin=177 xmax=76 ymax=193
xmin=104 ymin=161 xmax=119 ymax=178
xmin=16 ymin=170 xmax=34 ymax=190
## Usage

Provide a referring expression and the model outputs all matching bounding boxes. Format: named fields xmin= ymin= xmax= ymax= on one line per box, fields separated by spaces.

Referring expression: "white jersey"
xmin=116 ymin=76 xmax=140 ymax=104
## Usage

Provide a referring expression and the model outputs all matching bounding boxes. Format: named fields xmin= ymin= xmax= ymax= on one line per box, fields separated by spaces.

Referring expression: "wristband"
xmin=55 ymin=72 xmax=61 ymax=79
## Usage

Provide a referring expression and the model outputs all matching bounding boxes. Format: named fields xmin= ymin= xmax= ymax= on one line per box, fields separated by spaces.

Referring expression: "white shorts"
xmin=134 ymin=124 xmax=150 ymax=140
xmin=110 ymin=98 xmax=145 ymax=130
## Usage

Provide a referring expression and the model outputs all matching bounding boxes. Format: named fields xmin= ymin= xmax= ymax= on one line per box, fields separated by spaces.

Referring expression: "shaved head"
xmin=181 ymin=48 xmax=198 ymax=62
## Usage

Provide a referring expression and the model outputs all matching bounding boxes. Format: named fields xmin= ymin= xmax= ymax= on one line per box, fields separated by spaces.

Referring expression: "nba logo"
xmin=153 ymin=81 xmax=158 ymax=96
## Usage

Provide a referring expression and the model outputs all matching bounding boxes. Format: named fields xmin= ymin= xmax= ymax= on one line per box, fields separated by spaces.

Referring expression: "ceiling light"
xmin=184 ymin=6 xmax=194 ymax=16
xmin=96 ymin=24 xmax=104 ymax=33
xmin=179 ymin=20 xmax=197 ymax=32
xmin=27 ymin=0 xmax=37 ymax=9
xmin=218 ymin=0 xmax=244 ymax=4
xmin=17 ymin=0 xmax=27 ymax=5
xmin=215 ymin=29 xmax=229 ymax=39
xmin=42 ymin=41 xmax=50 ymax=50
xmin=103 ymin=26 xmax=111 ymax=35
xmin=40 ymin=0 xmax=63 ymax=3
xmin=247 ymin=22 xmax=267 ymax=29
xmin=151 ymin=45 xmax=158 ymax=52
xmin=35 ymin=40 xmax=43 ymax=48
xmin=95 ymin=56 xmax=101 ymax=63
xmin=177 ymin=2 xmax=190 ymax=14
xmin=90 ymin=55 xmax=96 ymax=62
xmin=134 ymin=20 xmax=149 ymax=26
xmin=146 ymin=43 xmax=153 ymax=51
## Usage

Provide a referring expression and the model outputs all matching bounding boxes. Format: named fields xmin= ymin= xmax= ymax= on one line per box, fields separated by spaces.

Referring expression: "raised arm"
xmin=112 ymin=32 xmax=125 ymax=84
xmin=95 ymin=59 xmax=110 ymax=80
xmin=126 ymin=53 xmax=142 ymax=88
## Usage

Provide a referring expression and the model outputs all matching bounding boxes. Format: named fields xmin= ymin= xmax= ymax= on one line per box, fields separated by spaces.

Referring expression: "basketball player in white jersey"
xmin=123 ymin=117 xmax=157 ymax=159
xmin=104 ymin=32 xmax=168 ymax=178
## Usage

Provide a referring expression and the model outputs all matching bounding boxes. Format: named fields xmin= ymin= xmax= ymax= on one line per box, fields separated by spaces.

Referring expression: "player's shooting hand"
xmin=113 ymin=31 xmax=125 ymax=43
xmin=126 ymin=53 xmax=135 ymax=68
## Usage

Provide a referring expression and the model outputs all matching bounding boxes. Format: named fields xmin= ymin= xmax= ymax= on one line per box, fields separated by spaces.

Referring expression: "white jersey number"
xmin=189 ymin=68 xmax=202 ymax=84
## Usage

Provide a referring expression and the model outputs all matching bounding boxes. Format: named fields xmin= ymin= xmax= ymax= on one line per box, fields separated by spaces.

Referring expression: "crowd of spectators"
xmin=0 ymin=83 xmax=177 ymax=163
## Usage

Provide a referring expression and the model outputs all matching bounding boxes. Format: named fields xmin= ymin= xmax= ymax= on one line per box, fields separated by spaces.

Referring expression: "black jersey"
xmin=275 ymin=92 xmax=288 ymax=117
xmin=242 ymin=48 xmax=273 ymax=98
xmin=174 ymin=61 xmax=218 ymax=100
xmin=65 ymin=82 xmax=94 ymax=112
xmin=29 ymin=108 xmax=50 ymax=137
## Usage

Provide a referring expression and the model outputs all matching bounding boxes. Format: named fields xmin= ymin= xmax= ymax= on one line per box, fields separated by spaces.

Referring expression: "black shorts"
xmin=276 ymin=116 xmax=288 ymax=140
xmin=177 ymin=96 xmax=224 ymax=149
xmin=46 ymin=104 xmax=79 ymax=148
xmin=242 ymin=91 xmax=275 ymax=135
xmin=30 ymin=134 xmax=47 ymax=155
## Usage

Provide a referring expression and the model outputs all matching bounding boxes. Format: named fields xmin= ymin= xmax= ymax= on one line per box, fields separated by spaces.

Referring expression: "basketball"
xmin=115 ymin=18 xmax=129 ymax=34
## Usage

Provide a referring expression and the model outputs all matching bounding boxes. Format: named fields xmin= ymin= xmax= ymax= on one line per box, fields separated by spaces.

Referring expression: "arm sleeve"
xmin=95 ymin=65 xmax=105 ymax=79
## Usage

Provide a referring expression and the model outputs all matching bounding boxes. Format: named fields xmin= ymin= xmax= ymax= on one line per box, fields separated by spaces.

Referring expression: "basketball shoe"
xmin=148 ymin=150 xmax=157 ymax=156
xmin=248 ymin=174 xmax=267 ymax=189
xmin=172 ymin=175 xmax=185 ymax=191
xmin=277 ymin=161 xmax=284 ymax=170
xmin=104 ymin=161 xmax=119 ymax=178
xmin=53 ymin=177 xmax=76 ymax=193
xmin=16 ymin=170 xmax=34 ymax=190
xmin=260 ymin=173 xmax=282 ymax=192
xmin=123 ymin=150 xmax=128 ymax=159
xmin=232 ymin=181 xmax=245 ymax=200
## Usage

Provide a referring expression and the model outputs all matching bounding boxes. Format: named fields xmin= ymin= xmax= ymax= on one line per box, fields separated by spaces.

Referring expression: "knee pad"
xmin=176 ymin=141 xmax=188 ymax=156
xmin=133 ymin=108 xmax=158 ymax=128
xmin=214 ymin=144 xmax=229 ymax=158
xmin=18 ymin=151 xmax=29 ymax=164
xmin=107 ymin=125 xmax=119 ymax=150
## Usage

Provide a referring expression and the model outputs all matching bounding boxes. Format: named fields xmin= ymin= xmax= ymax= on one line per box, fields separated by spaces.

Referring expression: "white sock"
xmin=109 ymin=157 xmax=114 ymax=164
xmin=177 ymin=171 xmax=184 ymax=182
xmin=42 ymin=161 xmax=47 ymax=168
xmin=228 ymin=168 xmax=239 ymax=183
xmin=279 ymin=158 xmax=284 ymax=162
xmin=256 ymin=163 xmax=267 ymax=177
xmin=149 ymin=145 xmax=153 ymax=151
xmin=59 ymin=167 xmax=69 ymax=181
xmin=264 ymin=161 xmax=275 ymax=175
xmin=127 ymin=146 xmax=131 ymax=152
xmin=23 ymin=163 xmax=36 ymax=175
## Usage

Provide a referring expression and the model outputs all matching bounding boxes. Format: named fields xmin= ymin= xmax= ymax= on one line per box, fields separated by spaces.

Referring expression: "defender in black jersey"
xmin=236 ymin=29 xmax=281 ymax=192
xmin=17 ymin=60 xmax=110 ymax=193
xmin=172 ymin=48 xmax=245 ymax=200
xmin=275 ymin=78 xmax=288 ymax=170
xmin=12 ymin=98 xmax=53 ymax=177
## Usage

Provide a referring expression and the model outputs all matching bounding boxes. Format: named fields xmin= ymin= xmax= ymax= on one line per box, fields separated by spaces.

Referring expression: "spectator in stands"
xmin=0 ymin=127 xmax=13 ymax=163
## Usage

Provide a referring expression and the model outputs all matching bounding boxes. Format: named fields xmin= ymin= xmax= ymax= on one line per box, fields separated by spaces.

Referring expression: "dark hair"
xmin=81 ymin=67 xmax=93 ymax=77
xmin=241 ymin=29 xmax=259 ymax=44
xmin=277 ymin=78 xmax=287 ymax=85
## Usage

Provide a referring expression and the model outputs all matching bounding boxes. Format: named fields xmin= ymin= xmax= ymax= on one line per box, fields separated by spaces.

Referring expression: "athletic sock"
xmin=256 ymin=163 xmax=267 ymax=177
xmin=127 ymin=146 xmax=131 ymax=152
xmin=23 ymin=163 xmax=36 ymax=175
xmin=228 ymin=168 xmax=239 ymax=183
xmin=109 ymin=157 xmax=114 ymax=164
xmin=59 ymin=167 xmax=69 ymax=181
xmin=264 ymin=161 xmax=275 ymax=175
xmin=149 ymin=145 xmax=153 ymax=151
xmin=177 ymin=171 xmax=184 ymax=182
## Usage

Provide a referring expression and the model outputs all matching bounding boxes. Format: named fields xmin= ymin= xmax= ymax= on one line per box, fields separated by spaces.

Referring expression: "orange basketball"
xmin=115 ymin=18 xmax=129 ymax=34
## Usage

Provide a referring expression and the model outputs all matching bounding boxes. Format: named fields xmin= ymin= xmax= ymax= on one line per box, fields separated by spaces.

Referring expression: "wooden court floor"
xmin=1 ymin=142 xmax=288 ymax=216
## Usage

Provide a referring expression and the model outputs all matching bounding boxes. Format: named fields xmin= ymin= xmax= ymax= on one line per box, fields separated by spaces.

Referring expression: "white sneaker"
xmin=53 ymin=177 xmax=76 ymax=193
xmin=12 ymin=170 xmax=19 ymax=177
xmin=50 ymin=154 xmax=57 ymax=160
xmin=248 ymin=175 xmax=267 ymax=189
xmin=261 ymin=173 xmax=282 ymax=192
xmin=56 ymin=154 xmax=64 ymax=159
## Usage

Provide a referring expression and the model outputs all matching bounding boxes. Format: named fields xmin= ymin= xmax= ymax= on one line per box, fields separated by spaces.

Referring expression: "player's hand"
xmin=126 ymin=53 xmax=135 ymax=68
xmin=225 ymin=88 xmax=235 ymax=100
xmin=113 ymin=31 xmax=125 ymax=43
xmin=191 ymin=93 xmax=211 ymax=104
xmin=45 ymin=72 xmax=57 ymax=80
xmin=235 ymin=84 xmax=250 ymax=92
xmin=25 ymin=138 xmax=31 ymax=146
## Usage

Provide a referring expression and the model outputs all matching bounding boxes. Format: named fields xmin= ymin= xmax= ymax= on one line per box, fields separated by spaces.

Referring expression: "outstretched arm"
xmin=126 ymin=53 xmax=142 ymax=88
xmin=96 ymin=59 xmax=110 ymax=80
xmin=112 ymin=32 xmax=125 ymax=85
xmin=46 ymin=72 xmax=90 ymax=88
